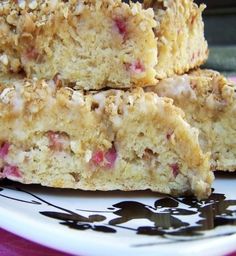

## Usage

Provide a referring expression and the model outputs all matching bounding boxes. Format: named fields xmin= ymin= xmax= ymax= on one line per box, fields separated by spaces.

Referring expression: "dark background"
xmin=195 ymin=0 xmax=236 ymax=9
xmin=194 ymin=0 xmax=236 ymax=74
xmin=195 ymin=0 xmax=236 ymax=45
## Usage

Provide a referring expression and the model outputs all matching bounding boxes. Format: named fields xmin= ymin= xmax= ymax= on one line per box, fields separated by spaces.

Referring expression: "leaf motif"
xmin=155 ymin=198 xmax=179 ymax=208
xmin=40 ymin=211 xmax=88 ymax=222
xmin=61 ymin=222 xmax=92 ymax=230
xmin=88 ymin=214 xmax=106 ymax=222
xmin=112 ymin=201 xmax=152 ymax=223
xmin=137 ymin=226 xmax=164 ymax=236
xmin=92 ymin=225 xmax=116 ymax=233
xmin=109 ymin=217 xmax=126 ymax=225
xmin=113 ymin=201 xmax=145 ymax=209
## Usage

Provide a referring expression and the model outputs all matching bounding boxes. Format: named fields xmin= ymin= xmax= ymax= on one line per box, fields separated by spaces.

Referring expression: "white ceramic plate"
xmin=0 ymin=173 xmax=236 ymax=256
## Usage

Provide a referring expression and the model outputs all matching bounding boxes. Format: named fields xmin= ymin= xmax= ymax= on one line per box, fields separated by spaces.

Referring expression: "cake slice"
xmin=150 ymin=69 xmax=236 ymax=171
xmin=0 ymin=77 xmax=212 ymax=199
xmin=144 ymin=0 xmax=208 ymax=79
xmin=0 ymin=0 xmax=207 ymax=90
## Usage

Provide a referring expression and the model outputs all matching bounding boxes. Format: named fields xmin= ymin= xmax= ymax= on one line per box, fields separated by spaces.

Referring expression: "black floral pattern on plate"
xmin=0 ymin=181 xmax=236 ymax=246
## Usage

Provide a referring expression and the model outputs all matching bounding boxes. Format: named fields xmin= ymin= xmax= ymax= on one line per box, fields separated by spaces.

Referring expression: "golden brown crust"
xmin=152 ymin=0 xmax=208 ymax=78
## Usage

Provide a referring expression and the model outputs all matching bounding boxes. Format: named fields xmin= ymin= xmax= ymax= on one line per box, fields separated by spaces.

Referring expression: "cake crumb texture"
xmin=0 ymin=77 xmax=213 ymax=199
xmin=151 ymin=69 xmax=236 ymax=172
xmin=0 ymin=0 xmax=207 ymax=89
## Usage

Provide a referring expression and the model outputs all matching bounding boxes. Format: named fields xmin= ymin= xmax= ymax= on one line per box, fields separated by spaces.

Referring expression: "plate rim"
xmin=1 ymin=179 xmax=236 ymax=256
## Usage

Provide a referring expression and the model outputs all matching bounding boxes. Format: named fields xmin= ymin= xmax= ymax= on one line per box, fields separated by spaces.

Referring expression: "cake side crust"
xmin=0 ymin=78 xmax=213 ymax=199
xmin=150 ymin=69 xmax=236 ymax=172
xmin=0 ymin=0 xmax=208 ymax=89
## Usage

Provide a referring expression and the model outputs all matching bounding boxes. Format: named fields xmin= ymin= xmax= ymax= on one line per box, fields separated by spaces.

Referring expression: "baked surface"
xmin=146 ymin=0 xmax=208 ymax=79
xmin=0 ymin=77 xmax=212 ymax=199
xmin=151 ymin=69 xmax=236 ymax=171
xmin=0 ymin=0 xmax=208 ymax=90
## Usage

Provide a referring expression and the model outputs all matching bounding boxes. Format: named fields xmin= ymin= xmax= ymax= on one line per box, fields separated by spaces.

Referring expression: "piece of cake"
xmin=144 ymin=0 xmax=208 ymax=79
xmin=0 ymin=77 xmax=213 ymax=199
xmin=0 ymin=0 xmax=208 ymax=90
xmin=150 ymin=69 xmax=236 ymax=172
